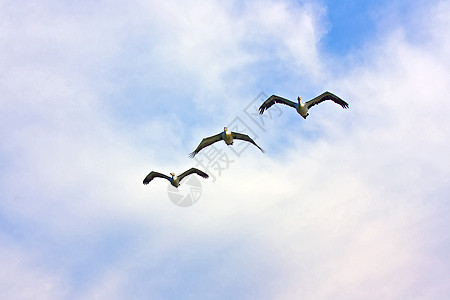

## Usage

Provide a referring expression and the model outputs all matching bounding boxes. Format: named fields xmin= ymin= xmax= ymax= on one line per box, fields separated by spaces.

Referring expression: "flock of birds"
xmin=143 ymin=91 xmax=349 ymax=188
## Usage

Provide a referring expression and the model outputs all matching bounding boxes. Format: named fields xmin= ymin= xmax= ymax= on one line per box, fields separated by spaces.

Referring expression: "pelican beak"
xmin=298 ymin=96 xmax=302 ymax=101
xmin=170 ymin=173 xmax=175 ymax=176
xmin=224 ymin=126 xmax=228 ymax=131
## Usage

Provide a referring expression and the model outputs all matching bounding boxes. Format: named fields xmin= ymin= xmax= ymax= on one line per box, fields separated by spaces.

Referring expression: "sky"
xmin=1 ymin=0 xmax=450 ymax=299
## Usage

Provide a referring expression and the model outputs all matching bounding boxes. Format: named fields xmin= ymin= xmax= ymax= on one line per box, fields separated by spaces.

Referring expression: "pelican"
xmin=258 ymin=91 xmax=348 ymax=119
xmin=143 ymin=168 xmax=208 ymax=187
xmin=189 ymin=127 xmax=264 ymax=158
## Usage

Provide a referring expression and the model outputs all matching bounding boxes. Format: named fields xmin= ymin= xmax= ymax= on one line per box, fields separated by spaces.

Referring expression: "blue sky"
xmin=1 ymin=0 xmax=450 ymax=299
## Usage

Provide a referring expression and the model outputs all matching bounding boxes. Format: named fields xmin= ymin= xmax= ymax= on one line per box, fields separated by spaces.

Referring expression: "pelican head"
xmin=170 ymin=172 xmax=175 ymax=177
xmin=224 ymin=126 xmax=228 ymax=132
xmin=297 ymin=96 xmax=302 ymax=102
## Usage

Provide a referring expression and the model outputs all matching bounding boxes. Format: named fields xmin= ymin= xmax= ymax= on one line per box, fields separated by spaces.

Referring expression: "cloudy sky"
xmin=1 ymin=0 xmax=450 ymax=299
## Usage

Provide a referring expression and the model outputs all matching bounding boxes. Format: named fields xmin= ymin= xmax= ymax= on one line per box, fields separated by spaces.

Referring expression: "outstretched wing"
xmin=143 ymin=171 xmax=171 ymax=185
xmin=178 ymin=168 xmax=209 ymax=182
xmin=306 ymin=91 xmax=349 ymax=110
xmin=259 ymin=95 xmax=297 ymax=114
xmin=231 ymin=132 xmax=265 ymax=153
xmin=188 ymin=133 xmax=223 ymax=158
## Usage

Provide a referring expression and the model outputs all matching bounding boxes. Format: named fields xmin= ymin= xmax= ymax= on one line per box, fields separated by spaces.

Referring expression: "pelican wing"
xmin=258 ymin=95 xmax=297 ymax=114
xmin=188 ymin=133 xmax=223 ymax=158
xmin=306 ymin=91 xmax=349 ymax=110
xmin=231 ymin=132 xmax=265 ymax=153
xmin=143 ymin=171 xmax=171 ymax=185
xmin=178 ymin=168 xmax=209 ymax=182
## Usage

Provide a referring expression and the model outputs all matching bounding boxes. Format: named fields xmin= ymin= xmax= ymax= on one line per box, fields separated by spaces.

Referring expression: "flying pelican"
xmin=189 ymin=127 xmax=264 ymax=158
xmin=143 ymin=168 xmax=208 ymax=187
xmin=258 ymin=91 xmax=348 ymax=119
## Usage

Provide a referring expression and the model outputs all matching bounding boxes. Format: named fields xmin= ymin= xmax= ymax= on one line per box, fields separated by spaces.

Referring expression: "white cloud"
xmin=1 ymin=0 xmax=450 ymax=299
xmin=0 ymin=240 xmax=65 ymax=299
xmin=126 ymin=0 xmax=327 ymax=113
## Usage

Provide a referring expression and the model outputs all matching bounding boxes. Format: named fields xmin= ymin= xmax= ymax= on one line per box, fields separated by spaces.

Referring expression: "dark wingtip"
xmin=196 ymin=169 xmax=209 ymax=179
xmin=143 ymin=180 xmax=149 ymax=185
xmin=258 ymin=106 xmax=265 ymax=115
xmin=188 ymin=151 xmax=196 ymax=159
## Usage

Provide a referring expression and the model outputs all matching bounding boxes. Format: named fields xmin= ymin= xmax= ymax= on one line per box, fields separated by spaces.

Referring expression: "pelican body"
xmin=189 ymin=127 xmax=264 ymax=158
xmin=222 ymin=127 xmax=233 ymax=145
xmin=297 ymin=100 xmax=309 ymax=118
xmin=169 ymin=172 xmax=180 ymax=187
xmin=259 ymin=91 xmax=349 ymax=119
